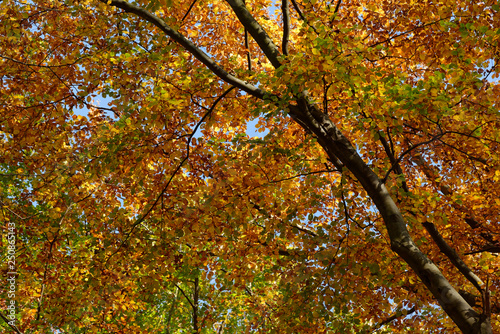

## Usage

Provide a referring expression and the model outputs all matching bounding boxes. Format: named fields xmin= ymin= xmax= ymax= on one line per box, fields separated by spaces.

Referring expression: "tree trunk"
xmin=288 ymin=99 xmax=492 ymax=334
xmin=100 ymin=0 xmax=494 ymax=332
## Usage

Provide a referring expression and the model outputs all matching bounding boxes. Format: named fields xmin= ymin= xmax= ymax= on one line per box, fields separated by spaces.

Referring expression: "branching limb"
xmin=99 ymin=1 xmax=492 ymax=331
xmin=100 ymin=0 xmax=265 ymax=98
xmin=105 ymin=86 xmax=236 ymax=264
xmin=287 ymin=99 xmax=485 ymax=332
xmin=379 ymin=133 xmax=484 ymax=292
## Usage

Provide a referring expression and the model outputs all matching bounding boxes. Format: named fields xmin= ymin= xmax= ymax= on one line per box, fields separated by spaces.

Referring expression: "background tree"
xmin=0 ymin=0 xmax=499 ymax=333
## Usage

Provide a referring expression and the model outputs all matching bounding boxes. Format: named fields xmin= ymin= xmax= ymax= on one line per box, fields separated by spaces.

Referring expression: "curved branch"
xmin=100 ymin=0 xmax=265 ymax=99
xmin=287 ymin=99 xmax=486 ymax=333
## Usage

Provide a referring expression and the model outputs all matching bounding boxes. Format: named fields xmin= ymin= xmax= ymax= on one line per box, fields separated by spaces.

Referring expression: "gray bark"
xmin=100 ymin=0 xmax=493 ymax=332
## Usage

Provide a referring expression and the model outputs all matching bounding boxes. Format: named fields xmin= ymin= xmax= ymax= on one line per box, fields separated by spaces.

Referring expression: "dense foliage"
xmin=1 ymin=0 xmax=499 ymax=332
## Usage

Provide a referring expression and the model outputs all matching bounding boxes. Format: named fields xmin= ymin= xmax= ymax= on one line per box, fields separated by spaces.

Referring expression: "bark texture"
xmin=100 ymin=0 xmax=493 ymax=332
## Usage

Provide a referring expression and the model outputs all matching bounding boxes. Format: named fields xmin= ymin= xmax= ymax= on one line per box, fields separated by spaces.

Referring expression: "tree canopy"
xmin=1 ymin=0 xmax=499 ymax=333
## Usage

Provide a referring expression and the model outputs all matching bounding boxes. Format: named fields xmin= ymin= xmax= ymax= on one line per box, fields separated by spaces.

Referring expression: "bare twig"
xmin=371 ymin=306 xmax=416 ymax=332
xmin=105 ymin=86 xmax=236 ymax=264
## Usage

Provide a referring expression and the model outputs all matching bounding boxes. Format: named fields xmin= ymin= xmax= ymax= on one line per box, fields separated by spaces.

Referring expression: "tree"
xmin=0 ymin=0 xmax=499 ymax=332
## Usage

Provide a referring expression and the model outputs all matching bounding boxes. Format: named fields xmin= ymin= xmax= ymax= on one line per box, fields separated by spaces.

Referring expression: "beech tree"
xmin=1 ymin=0 xmax=499 ymax=333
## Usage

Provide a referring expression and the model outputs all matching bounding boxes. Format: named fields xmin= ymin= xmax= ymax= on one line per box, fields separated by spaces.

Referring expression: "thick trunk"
xmin=288 ymin=100 xmax=492 ymax=334
xmin=100 ymin=0 xmax=493 ymax=332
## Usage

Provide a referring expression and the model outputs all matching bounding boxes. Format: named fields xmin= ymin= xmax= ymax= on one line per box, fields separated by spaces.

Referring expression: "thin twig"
xmin=243 ymin=0 xmax=252 ymax=70
xmin=181 ymin=0 xmax=198 ymax=21
xmin=0 ymin=311 xmax=23 ymax=334
xmin=290 ymin=0 xmax=319 ymax=34
xmin=382 ymin=133 xmax=444 ymax=183
xmin=174 ymin=283 xmax=195 ymax=309
xmin=371 ymin=306 xmax=416 ymax=332
xmin=105 ymin=86 xmax=236 ymax=265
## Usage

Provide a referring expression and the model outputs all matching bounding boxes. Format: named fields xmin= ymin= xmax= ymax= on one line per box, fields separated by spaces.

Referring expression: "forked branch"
xmin=99 ymin=0 xmax=265 ymax=98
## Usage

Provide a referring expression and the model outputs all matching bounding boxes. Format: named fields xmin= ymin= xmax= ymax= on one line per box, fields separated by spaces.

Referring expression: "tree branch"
xmin=379 ymin=134 xmax=484 ymax=293
xmin=242 ymin=0 xmax=252 ymax=71
xmin=287 ymin=98 xmax=485 ymax=333
xmin=422 ymin=221 xmax=484 ymax=292
xmin=464 ymin=245 xmax=500 ymax=255
xmin=289 ymin=0 xmax=319 ymax=34
xmin=174 ymin=283 xmax=195 ymax=309
xmin=290 ymin=0 xmax=306 ymax=21
xmin=98 ymin=1 xmax=492 ymax=331
xmin=333 ymin=0 xmax=342 ymax=14
xmin=281 ymin=0 xmax=290 ymax=55
xmin=100 ymin=0 xmax=265 ymax=98
xmin=244 ymin=27 xmax=252 ymax=71
xmin=225 ymin=0 xmax=282 ymax=68
xmin=193 ymin=277 xmax=199 ymax=333
xmin=0 ymin=311 xmax=23 ymax=334
xmin=382 ymin=134 xmax=445 ymax=184
xmin=181 ymin=0 xmax=198 ymax=21
xmin=378 ymin=131 xmax=409 ymax=192
xmin=165 ymin=289 xmax=178 ymax=332
xmin=411 ymin=152 xmax=499 ymax=254
xmin=371 ymin=306 xmax=416 ymax=332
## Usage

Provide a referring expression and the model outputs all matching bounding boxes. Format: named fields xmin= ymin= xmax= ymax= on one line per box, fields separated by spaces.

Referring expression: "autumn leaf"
xmin=0 ymin=0 xmax=499 ymax=333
